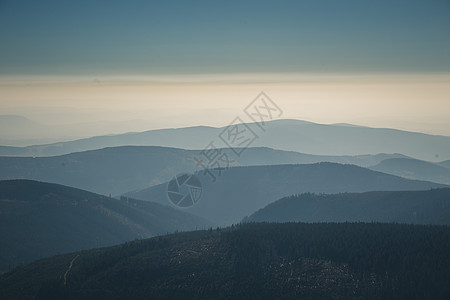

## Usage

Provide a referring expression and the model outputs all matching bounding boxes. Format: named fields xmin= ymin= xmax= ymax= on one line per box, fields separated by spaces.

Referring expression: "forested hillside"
xmin=128 ymin=163 xmax=447 ymax=225
xmin=0 ymin=180 xmax=212 ymax=273
xmin=246 ymin=189 xmax=450 ymax=224
xmin=1 ymin=223 xmax=449 ymax=299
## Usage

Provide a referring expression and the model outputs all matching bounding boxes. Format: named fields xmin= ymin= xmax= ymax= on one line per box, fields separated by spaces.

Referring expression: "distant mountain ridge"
xmin=370 ymin=157 xmax=450 ymax=185
xmin=127 ymin=162 xmax=447 ymax=225
xmin=0 ymin=180 xmax=212 ymax=273
xmin=0 ymin=114 xmax=160 ymax=146
xmin=0 ymin=146 xmax=410 ymax=196
xmin=246 ymin=189 xmax=450 ymax=225
xmin=1 ymin=119 xmax=449 ymax=161
xmin=438 ymin=160 xmax=450 ymax=169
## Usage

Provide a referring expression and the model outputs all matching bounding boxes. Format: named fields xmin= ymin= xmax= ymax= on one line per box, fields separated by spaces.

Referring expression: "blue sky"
xmin=1 ymin=0 xmax=449 ymax=75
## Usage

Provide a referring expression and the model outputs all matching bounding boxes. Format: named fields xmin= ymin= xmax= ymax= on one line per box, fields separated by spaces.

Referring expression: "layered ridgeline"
xmin=246 ymin=189 xmax=450 ymax=224
xmin=370 ymin=158 xmax=450 ymax=185
xmin=438 ymin=160 xmax=450 ymax=169
xmin=1 ymin=223 xmax=449 ymax=299
xmin=0 ymin=180 xmax=212 ymax=274
xmin=0 ymin=146 xmax=411 ymax=196
xmin=126 ymin=163 xmax=447 ymax=225
xmin=1 ymin=119 xmax=449 ymax=161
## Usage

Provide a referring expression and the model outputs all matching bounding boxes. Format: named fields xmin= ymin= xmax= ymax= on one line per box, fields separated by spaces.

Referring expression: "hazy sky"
xmin=1 ymin=0 xmax=449 ymax=74
xmin=0 ymin=0 xmax=449 ymax=140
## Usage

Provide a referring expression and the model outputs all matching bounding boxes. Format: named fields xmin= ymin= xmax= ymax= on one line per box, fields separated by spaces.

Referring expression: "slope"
xmin=1 ymin=119 xmax=449 ymax=161
xmin=127 ymin=163 xmax=447 ymax=225
xmin=0 ymin=180 xmax=212 ymax=273
xmin=1 ymin=223 xmax=449 ymax=299
xmin=437 ymin=159 xmax=450 ymax=169
xmin=246 ymin=189 xmax=450 ymax=224
xmin=370 ymin=158 xmax=450 ymax=185
xmin=0 ymin=146 xmax=408 ymax=196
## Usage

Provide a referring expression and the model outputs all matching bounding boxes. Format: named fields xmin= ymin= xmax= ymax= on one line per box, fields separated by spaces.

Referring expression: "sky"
xmin=0 ymin=0 xmax=449 ymax=142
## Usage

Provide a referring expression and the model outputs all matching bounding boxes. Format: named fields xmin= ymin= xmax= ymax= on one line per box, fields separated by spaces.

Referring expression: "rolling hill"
xmin=370 ymin=158 xmax=450 ymax=185
xmin=246 ymin=189 xmax=450 ymax=224
xmin=437 ymin=159 xmax=450 ymax=169
xmin=126 ymin=163 xmax=447 ymax=225
xmin=1 ymin=223 xmax=449 ymax=299
xmin=0 ymin=146 xmax=199 ymax=196
xmin=0 ymin=180 xmax=212 ymax=273
xmin=0 ymin=146 xmax=408 ymax=196
xmin=1 ymin=119 xmax=449 ymax=161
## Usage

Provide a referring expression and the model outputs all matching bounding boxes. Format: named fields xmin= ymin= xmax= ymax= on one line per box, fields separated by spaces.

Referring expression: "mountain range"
xmin=126 ymin=163 xmax=447 ymax=225
xmin=1 ymin=117 xmax=450 ymax=298
xmin=0 ymin=180 xmax=212 ymax=273
xmin=0 ymin=146 xmax=413 ymax=196
xmin=0 ymin=115 xmax=158 ymax=146
xmin=246 ymin=189 xmax=450 ymax=224
xmin=370 ymin=157 xmax=450 ymax=185
xmin=1 ymin=119 xmax=449 ymax=162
